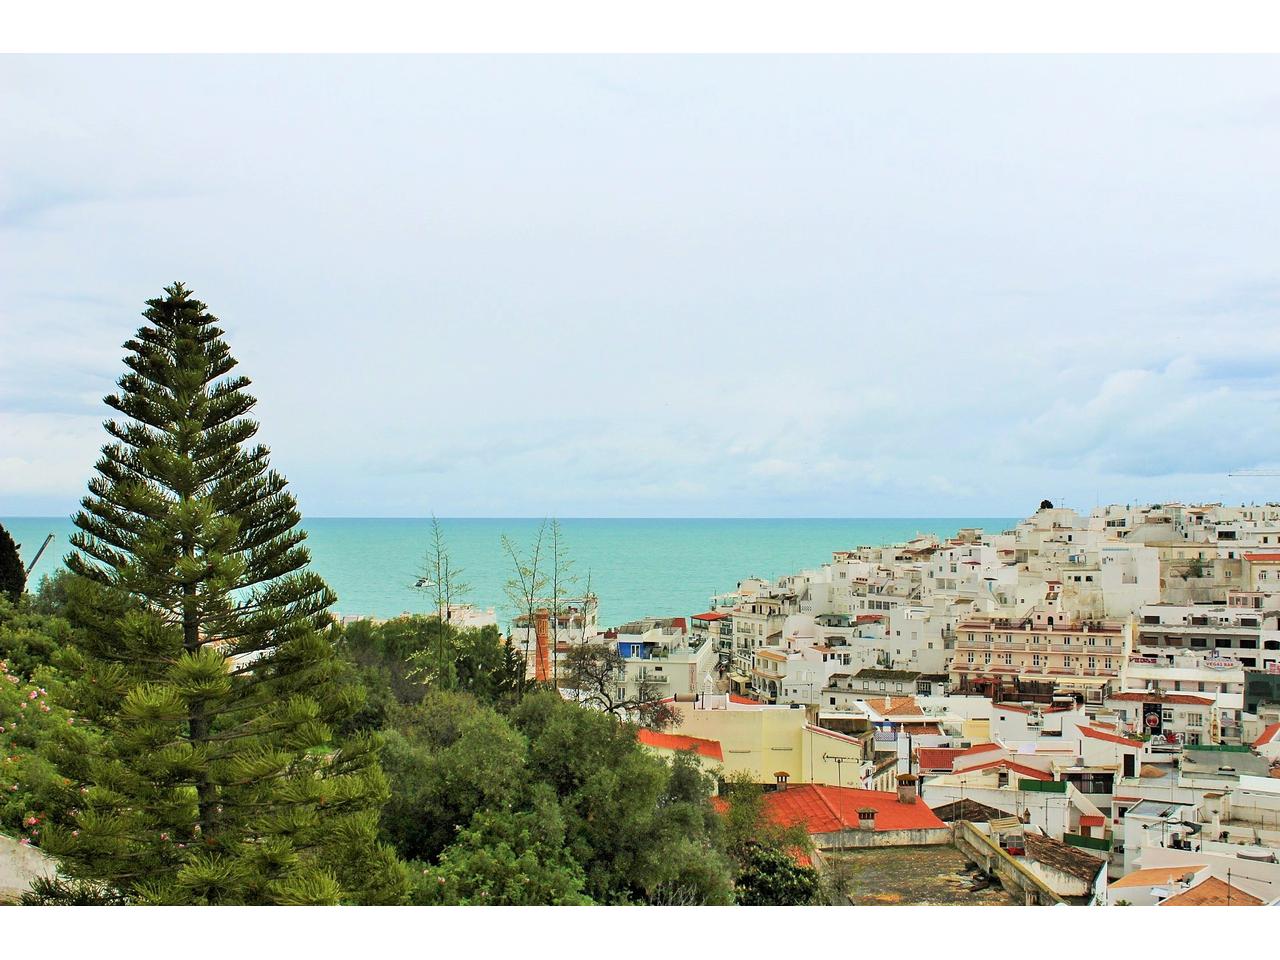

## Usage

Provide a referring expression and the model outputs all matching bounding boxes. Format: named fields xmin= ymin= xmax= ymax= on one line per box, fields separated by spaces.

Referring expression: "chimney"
xmin=774 ymin=771 xmax=790 ymax=791
xmin=857 ymin=807 xmax=877 ymax=831
xmin=897 ymin=773 xmax=919 ymax=805
xmin=533 ymin=608 xmax=552 ymax=683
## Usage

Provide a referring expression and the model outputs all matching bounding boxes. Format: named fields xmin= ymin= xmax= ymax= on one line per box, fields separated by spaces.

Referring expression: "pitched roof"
xmin=1243 ymin=552 xmax=1280 ymax=562
xmin=1080 ymin=725 xmax=1143 ymax=747
xmin=1159 ymin=876 xmax=1265 ymax=906
xmin=901 ymin=723 xmax=943 ymax=735
xmin=1021 ymin=832 xmax=1106 ymax=885
xmin=692 ymin=611 xmax=729 ymax=621
xmin=864 ymin=695 xmax=924 ymax=717
xmin=1253 ymin=721 xmax=1280 ymax=748
xmin=961 ymin=758 xmax=1054 ymax=782
xmin=1111 ymin=865 xmax=1208 ymax=890
xmin=916 ymin=747 xmax=964 ymax=772
xmin=759 ymin=784 xmax=946 ymax=835
xmin=636 ymin=729 xmax=724 ymax=761
xmin=958 ymin=742 xmax=1003 ymax=758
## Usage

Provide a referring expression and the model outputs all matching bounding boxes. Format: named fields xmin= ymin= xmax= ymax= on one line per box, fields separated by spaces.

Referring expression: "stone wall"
xmin=0 ymin=833 xmax=57 ymax=903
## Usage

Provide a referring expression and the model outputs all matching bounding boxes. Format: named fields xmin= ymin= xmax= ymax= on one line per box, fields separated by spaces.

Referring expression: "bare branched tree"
xmin=413 ymin=515 xmax=471 ymax=684
xmin=563 ymin=642 xmax=681 ymax=729
xmin=502 ymin=519 xmax=548 ymax=685
xmin=548 ymin=519 xmax=580 ymax=685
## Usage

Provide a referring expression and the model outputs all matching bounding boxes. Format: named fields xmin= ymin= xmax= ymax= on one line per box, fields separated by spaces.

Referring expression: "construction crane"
xmin=24 ymin=534 xmax=55 ymax=576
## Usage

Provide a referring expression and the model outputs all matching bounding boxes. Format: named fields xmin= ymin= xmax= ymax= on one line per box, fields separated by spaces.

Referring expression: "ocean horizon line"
xmin=3 ymin=514 xmax=1022 ymax=522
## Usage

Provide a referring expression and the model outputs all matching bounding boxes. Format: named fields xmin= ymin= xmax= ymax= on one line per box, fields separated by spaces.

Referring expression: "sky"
xmin=2 ymin=55 xmax=1280 ymax=518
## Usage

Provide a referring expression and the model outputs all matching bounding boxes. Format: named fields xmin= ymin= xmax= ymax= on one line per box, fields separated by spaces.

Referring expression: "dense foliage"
xmin=378 ymin=689 xmax=736 ymax=905
xmin=27 ymin=284 xmax=408 ymax=904
xmin=1 ymin=283 xmax=819 ymax=907
xmin=719 ymin=774 xmax=820 ymax=905
xmin=0 ymin=523 xmax=25 ymax=603
xmin=0 ymin=593 xmax=88 ymax=845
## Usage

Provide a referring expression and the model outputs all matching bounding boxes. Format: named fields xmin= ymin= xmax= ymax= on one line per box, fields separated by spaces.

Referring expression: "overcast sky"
xmin=3 ymin=55 xmax=1280 ymax=518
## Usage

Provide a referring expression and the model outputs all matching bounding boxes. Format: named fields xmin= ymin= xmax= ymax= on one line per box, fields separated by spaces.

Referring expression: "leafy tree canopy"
xmin=0 ymin=523 xmax=26 ymax=603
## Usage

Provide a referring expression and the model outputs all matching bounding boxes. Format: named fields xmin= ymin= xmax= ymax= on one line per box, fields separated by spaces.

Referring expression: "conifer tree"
xmin=0 ymin=522 xmax=25 ymax=602
xmin=38 ymin=283 xmax=409 ymax=904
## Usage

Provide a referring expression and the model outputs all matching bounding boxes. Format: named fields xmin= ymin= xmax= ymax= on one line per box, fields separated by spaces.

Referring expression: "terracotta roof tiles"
xmin=637 ymin=729 xmax=724 ymax=761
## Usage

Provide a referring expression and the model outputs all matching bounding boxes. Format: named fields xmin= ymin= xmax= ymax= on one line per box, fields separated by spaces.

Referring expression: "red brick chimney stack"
xmin=533 ymin=608 xmax=552 ymax=682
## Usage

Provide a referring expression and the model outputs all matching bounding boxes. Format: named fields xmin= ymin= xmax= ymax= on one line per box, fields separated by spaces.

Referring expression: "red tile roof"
xmin=1080 ymin=725 xmax=1143 ymax=747
xmin=856 ymin=614 xmax=885 ymax=623
xmin=864 ymin=696 xmax=924 ymax=717
xmin=759 ymin=784 xmax=945 ymax=834
xmin=1112 ymin=865 xmax=1207 ymax=890
xmin=958 ymin=742 xmax=1003 ymax=758
xmin=916 ymin=747 xmax=963 ymax=772
xmin=1080 ymin=814 xmax=1106 ymax=828
xmin=1253 ymin=722 xmax=1280 ymax=749
xmin=1243 ymin=553 xmax=1280 ymax=563
xmin=903 ymin=723 xmax=943 ymax=735
xmin=962 ymin=758 xmax=1053 ymax=781
xmin=729 ymin=694 xmax=765 ymax=705
xmin=1159 ymin=876 xmax=1264 ymax=906
xmin=692 ymin=611 xmax=729 ymax=621
xmin=637 ymin=729 xmax=724 ymax=761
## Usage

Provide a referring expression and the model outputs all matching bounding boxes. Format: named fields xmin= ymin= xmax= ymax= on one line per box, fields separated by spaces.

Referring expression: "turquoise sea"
xmin=2 ymin=517 xmax=1017 ymax=627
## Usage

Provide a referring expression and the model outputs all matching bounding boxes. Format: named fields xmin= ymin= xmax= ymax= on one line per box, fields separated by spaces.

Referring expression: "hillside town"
xmin=526 ymin=502 xmax=1280 ymax=905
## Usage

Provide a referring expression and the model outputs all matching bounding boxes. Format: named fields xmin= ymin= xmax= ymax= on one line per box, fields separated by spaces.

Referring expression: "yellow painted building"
xmin=669 ymin=701 xmax=889 ymax=788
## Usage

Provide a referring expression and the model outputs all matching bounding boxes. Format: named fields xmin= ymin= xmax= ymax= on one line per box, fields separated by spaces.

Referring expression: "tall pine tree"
xmin=0 ymin=522 xmax=25 ymax=602
xmin=39 ymin=283 xmax=409 ymax=904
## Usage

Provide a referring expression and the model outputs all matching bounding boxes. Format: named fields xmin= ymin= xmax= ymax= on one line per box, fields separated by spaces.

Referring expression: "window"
xmin=1162 ymin=708 xmax=1174 ymax=722
xmin=1088 ymin=656 xmax=1097 ymax=669
xmin=1187 ymin=713 xmax=1202 ymax=728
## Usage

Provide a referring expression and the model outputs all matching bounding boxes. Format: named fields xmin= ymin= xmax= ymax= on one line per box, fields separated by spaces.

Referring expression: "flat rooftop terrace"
xmin=825 ymin=844 xmax=1018 ymax=906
